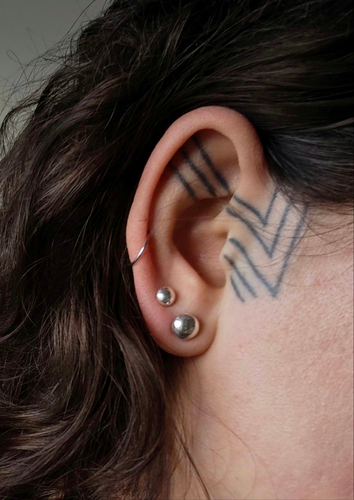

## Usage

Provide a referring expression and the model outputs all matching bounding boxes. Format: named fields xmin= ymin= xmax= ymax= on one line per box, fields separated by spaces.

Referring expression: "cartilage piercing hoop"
xmin=130 ymin=232 xmax=150 ymax=266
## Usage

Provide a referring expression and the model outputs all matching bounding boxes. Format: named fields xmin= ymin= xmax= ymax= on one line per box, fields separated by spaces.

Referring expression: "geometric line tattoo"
xmin=170 ymin=136 xmax=309 ymax=302
xmin=172 ymin=134 xmax=229 ymax=200
xmin=230 ymin=190 xmax=278 ymax=226
xmin=226 ymin=202 xmax=292 ymax=258
xmin=224 ymin=254 xmax=258 ymax=298
xmin=168 ymin=162 xmax=198 ymax=201
xmin=180 ymin=148 xmax=217 ymax=197
xmin=192 ymin=134 xmax=231 ymax=193
xmin=224 ymin=204 xmax=308 ymax=300
xmin=230 ymin=276 xmax=245 ymax=303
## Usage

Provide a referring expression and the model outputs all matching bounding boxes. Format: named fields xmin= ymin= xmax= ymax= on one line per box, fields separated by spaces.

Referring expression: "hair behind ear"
xmin=0 ymin=0 xmax=353 ymax=498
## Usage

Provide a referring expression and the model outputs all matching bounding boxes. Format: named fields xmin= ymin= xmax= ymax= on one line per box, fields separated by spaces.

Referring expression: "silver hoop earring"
xmin=156 ymin=286 xmax=176 ymax=306
xmin=172 ymin=314 xmax=200 ymax=340
xmin=130 ymin=232 xmax=150 ymax=266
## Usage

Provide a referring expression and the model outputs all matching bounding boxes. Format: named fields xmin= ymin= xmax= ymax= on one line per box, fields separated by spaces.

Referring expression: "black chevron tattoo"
xmin=171 ymin=134 xmax=230 ymax=199
xmin=224 ymin=253 xmax=258 ymax=299
xmin=230 ymin=190 xmax=278 ymax=226
xmin=230 ymin=276 xmax=246 ymax=303
xmin=168 ymin=162 xmax=198 ymax=201
xmin=226 ymin=200 xmax=292 ymax=258
xmin=170 ymin=136 xmax=309 ymax=302
xmin=192 ymin=134 xmax=230 ymax=193
xmin=225 ymin=196 xmax=308 ymax=300
xmin=180 ymin=147 xmax=217 ymax=197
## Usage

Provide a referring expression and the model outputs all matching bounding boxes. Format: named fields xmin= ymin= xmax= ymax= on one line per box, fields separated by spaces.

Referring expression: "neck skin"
xmin=169 ymin=208 xmax=353 ymax=500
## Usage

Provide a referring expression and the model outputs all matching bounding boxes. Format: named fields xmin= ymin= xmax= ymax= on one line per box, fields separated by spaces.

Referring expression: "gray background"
xmin=0 ymin=0 xmax=108 ymax=124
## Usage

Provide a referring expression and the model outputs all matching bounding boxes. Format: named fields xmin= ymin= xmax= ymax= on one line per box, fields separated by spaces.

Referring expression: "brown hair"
xmin=0 ymin=0 xmax=353 ymax=498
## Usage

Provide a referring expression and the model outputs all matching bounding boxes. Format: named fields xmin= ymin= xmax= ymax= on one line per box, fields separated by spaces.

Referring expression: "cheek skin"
xmin=216 ymin=249 xmax=353 ymax=498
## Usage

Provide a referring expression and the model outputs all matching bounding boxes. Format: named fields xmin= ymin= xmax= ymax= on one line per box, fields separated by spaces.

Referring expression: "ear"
xmin=126 ymin=106 xmax=271 ymax=357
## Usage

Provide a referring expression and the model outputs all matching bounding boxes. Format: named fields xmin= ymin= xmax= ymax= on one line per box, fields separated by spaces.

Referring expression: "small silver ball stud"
xmin=156 ymin=286 xmax=176 ymax=306
xmin=171 ymin=314 xmax=199 ymax=340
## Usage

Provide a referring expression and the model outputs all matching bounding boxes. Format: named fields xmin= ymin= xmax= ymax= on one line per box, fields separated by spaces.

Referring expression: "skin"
xmin=126 ymin=106 xmax=353 ymax=499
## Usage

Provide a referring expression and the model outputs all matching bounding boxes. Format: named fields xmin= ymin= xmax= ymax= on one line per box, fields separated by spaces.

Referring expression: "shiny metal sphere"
xmin=171 ymin=314 xmax=199 ymax=340
xmin=156 ymin=286 xmax=176 ymax=306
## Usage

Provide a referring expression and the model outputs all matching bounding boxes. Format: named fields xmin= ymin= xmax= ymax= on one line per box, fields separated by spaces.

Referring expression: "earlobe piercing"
xmin=172 ymin=314 xmax=200 ymax=340
xmin=156 ymin=286 xmax=176 ymax=306
xmin=156 ymin=287 xmax=200 ymax=340
xmin=131 ymin=237 xmax=200 ymax=340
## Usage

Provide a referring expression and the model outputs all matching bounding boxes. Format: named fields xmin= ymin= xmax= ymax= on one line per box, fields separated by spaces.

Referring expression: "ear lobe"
xmin=126 ymin=106 xmax=271 ymax=357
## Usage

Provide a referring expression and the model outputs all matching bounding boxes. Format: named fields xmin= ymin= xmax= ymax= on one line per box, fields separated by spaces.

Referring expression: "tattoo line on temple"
xmin=226 ymin=202 xmax=292 ymax=258
xmin=224 ymin=254 xmax=258 ymax=298
xmin=230 ymin=276 xmax=245 ymax=303
xmin=168 ymin=162 xmax=198 ymax=201
xmin=231 ymin=190 xmax=278 ymax=226
xmin=224 ymin=202 xmax=308 ymax=300
xmin=180 ymin=148 xmax=217 ymax=197
xmin=192 ymin=134 xmax=231 ymax=193
xmin=170 ymin=142 xmax=309 ymax=301
xmin=172 ymin=138 xmax=232 ymax=201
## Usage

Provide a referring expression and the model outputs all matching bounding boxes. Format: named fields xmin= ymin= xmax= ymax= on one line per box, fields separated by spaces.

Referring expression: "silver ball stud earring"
xmin=156 ymin=286 xmax=176 ymax=306
xmin=172 ymin=314 xmax=200 ymax=340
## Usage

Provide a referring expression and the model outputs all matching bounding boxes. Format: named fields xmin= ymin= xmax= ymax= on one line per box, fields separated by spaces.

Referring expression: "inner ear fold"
xmin=173 ymin=196 xmax=231 ymax=288
xmin=170 ymin=129 xmax=237 ymax=202
xmin=168 ymin=129 xmax=237 ymax=288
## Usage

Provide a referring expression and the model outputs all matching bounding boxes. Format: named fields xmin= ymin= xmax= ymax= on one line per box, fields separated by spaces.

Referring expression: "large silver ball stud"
xmin=171 ymin=314 xmax=200 ymax=340
xmin=156 ymin=286 xmax=176 ymax=307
